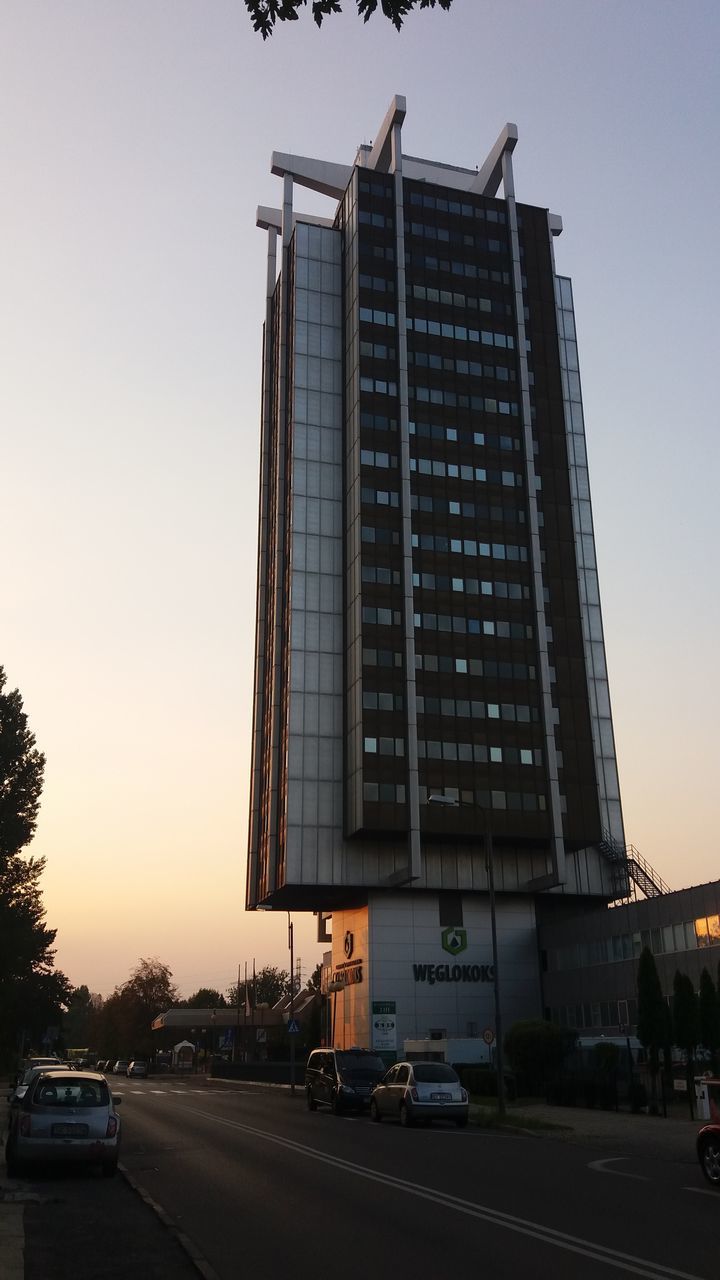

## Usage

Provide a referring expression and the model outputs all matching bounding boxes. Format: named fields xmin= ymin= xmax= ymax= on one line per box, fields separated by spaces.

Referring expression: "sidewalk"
xmin=492 ymin=1099 xmax=702 ymax=1164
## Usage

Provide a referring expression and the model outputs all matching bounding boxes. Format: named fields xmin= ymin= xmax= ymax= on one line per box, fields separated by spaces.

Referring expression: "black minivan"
xmin=305 ymin=1048 xmax=387 ymax=1114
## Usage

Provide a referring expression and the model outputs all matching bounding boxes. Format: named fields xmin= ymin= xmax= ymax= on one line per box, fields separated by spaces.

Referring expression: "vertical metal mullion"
xmin=502 ymin=153 xmax=565 ymax=888
xmin=247 ymin=228 xmax=278 ymax=906
xmin=392 ymin=124 xmax=421 ymax=882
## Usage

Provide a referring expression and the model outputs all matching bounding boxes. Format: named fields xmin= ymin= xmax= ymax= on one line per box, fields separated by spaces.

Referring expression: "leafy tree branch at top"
xmin=245 ymin=0 xmax=454 ymax=39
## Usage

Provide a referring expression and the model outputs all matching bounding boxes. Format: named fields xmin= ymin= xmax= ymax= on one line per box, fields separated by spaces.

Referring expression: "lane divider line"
xmin=179 ymin=1106 xmax=708 ymax=1280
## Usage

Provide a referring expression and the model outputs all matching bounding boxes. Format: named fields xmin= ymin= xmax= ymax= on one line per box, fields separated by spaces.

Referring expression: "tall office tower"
xmin=247 ymin=98 xmax=626 ymax=1050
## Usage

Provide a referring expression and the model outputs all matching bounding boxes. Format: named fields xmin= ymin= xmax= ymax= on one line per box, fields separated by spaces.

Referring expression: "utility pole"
xmin=235 ymin=963 xmax=241 ymax=1063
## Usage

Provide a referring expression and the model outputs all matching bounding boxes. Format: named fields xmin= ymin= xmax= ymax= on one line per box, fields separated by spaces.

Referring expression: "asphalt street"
xmin=108 ymin=1079 xmax=720 ymax=1280
xmin=3 ymin=1077 xmax=718 ymax=1279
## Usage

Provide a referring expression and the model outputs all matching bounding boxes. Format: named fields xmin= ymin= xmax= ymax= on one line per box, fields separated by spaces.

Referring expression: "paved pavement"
xmin=496 ymin=1099 xmax=702 ymax=1165
xmin=0 ymin=1079 xmax=709 ymax=1278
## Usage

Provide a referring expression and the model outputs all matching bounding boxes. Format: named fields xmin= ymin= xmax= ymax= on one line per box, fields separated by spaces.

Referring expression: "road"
xmin=109 ymin=1078 xmax=718 ymax=1280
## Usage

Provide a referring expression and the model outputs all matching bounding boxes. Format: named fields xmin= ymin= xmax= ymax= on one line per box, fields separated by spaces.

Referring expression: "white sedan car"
xmin=370 ymin=1061 xmax=469 ymax=1127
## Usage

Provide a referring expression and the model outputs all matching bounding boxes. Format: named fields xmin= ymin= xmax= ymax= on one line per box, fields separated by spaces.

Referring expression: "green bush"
xmin=504 ymin=1019 xmax=576 ymax=1087
xmin=455 ymin=1065 xmax=517 ymax=1101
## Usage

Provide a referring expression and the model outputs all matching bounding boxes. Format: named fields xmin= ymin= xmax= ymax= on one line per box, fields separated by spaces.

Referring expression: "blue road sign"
xmin=287 ymin=1018 xmax=300 ymax=1034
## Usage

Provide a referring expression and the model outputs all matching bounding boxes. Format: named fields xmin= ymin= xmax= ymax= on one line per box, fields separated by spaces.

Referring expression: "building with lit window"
xmin=246 ymin=96 xmax=643 ymax=1053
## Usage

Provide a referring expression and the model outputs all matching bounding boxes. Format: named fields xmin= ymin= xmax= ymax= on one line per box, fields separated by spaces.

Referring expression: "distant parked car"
xmin=305 ymin=1048 xmax=387 ymax=1114
xmin=112 ymin=1059 xmax=129 ymax=1075
xmin=15 ymin=1056 xmax=61 ymax=1085
xmin=126 ymin=1060 xmax=148 ymax=1079
xmin=369 ymin=1061 xmax=469 ymax=1128
xmin=5 ymin=1070 xmax=121 ymax=1178
xmin=10 ymin=1064 xmax=69 ymax=1108
xmin=697 ymin=1122 xmax=720 ymax=1187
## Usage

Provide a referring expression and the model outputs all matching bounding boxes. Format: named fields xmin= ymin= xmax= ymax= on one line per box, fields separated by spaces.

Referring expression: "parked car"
xmin=126 ymin=1060 xmax=148 ymax=1079
xmin=112 ymin=1059 xmax=129 ymax=1075
xmin=5 ymin=1071 xmax=121 ymax=1178
xmin=305 ymin=1048 xmax=386 ymax=1114
xmin=10 ymin=1064 xmax=70 ymax=1108
xmin=369 ymin=1061 xmax=469 ymax=1127
xmin=697 ymin=1122 xmax=720 ymax=1187
xmin=15 ymin=1056 xmax=61 ymax=1085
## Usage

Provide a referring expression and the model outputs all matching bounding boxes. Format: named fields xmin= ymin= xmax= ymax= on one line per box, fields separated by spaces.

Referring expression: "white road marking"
xmin=588 ymin=1158 xmax=648 ymax=1182
xmin=683 ymin=1186 xmax=720 ymax=1198
xmin=174 ymin=1105 xmax=708 ymax=1280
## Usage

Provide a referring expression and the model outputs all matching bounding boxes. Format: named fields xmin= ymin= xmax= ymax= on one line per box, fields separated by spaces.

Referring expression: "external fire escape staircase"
xmin=598 ymin=830 xmax=671 ymax=903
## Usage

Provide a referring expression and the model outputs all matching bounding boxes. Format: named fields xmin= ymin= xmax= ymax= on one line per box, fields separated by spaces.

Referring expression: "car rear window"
xmin=336 ymin=1052 xmax=385 ymax=1076
xmin=33 ymin=1077 xmax=110 ymax=1107
xmin=412 ymin=1063 xmax=459 ymax=1083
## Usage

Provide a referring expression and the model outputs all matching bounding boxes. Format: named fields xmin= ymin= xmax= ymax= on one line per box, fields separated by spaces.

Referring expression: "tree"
xmin=245 ymin=0 xmax=454 ymax=39
xmin=699 ymin=968 xmax=720 ymax=1071
xmin=636 ymin=947 xmax=665 ymax=1113
xmin=308 ymin=962 xmax=323 ymax=993
xmin=0 ymin=668 xmax=71 ymax=1065
xmin=63 ymin=985 xmax=95 ymax=1049
xmin=0 ymin=667 xmax=46 ymax=868
xmin=96 ymin=958 xmax=179 ymax=1060
xmin=180 ymin=988 xmax=227 ymax=1009
xmin=227 ymin=965 xmax=291 ymax=1009
xmin=673 ymin=970 xmax=699 ymax=1115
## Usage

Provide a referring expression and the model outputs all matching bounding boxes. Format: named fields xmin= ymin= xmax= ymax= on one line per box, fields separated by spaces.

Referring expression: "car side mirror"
xmin=113 ymin=1096 xmax=122 ymax=1106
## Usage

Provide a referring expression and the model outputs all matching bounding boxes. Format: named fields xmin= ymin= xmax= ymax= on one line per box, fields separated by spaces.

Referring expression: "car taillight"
xmin=461 ymin=1088 xmax=468 ymax=1103
xmin=20 ymin=1115 xmax=31 ymax=1136
xmin=410 ymin=1087 xmax=418 ymax=1102
xmin=106 ymin=1116 xmax=118 ymax=1138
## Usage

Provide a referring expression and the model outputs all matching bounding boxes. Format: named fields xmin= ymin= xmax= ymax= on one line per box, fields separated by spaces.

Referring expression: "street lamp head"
xmin=428 ymin=792 xmax=459 ymax=806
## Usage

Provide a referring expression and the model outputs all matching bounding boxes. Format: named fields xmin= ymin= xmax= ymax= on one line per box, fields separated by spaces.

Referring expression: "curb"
xmin=119 ymin=1163 xmax=221 ymax=1280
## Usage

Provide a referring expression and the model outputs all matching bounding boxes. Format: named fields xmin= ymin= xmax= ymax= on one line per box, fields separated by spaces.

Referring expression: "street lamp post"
xmin=288 ymin=913 xmax=296 ymax=1096
xmin=429 ymin=793 xmax=506 ymax=1118
xmin=484 ymin=815 xmax=506 ymax=1118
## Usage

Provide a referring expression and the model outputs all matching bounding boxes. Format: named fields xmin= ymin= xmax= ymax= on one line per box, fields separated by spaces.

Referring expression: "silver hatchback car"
xmin=369 ymin=1061 xmax=469 ymax=1127
xmin=5 ymin=1071 xmax=122 ymax=1177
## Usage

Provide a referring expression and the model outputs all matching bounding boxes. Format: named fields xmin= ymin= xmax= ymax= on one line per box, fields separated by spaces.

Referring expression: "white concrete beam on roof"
xmin=403 ymin=155 xmax=479 ymax=191
xmin=256 ymin=205 xmax=335 ymax=232
xmin=270 ymin=152 xmax=352 ymax=200
xmin=471 ymin=123 xmax=519 ymax=198
xmin=367 ymin=94 xmax=407 ymax=173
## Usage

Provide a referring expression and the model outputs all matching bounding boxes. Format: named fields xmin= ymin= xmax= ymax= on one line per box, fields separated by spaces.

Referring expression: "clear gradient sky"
xmin=1 ymin=0 xmax=718 ymax=999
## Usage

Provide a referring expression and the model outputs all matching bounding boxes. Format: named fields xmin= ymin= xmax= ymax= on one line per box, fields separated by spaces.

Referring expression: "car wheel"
xmin=399 ymin=1103 xmax=414 ymax=1128
xmin=370 ymin=1099 xmax=382 ymax=1123
xmin=456 ymin=1116 xmax=468 ymax=1129
xmin=306 ymin=1088 xmax=317 ymax=1112
xmin=700 ymin=1136 xmax=720 ymax=1186
xmin=102 ymin=1160 xmax=118 ymax=1179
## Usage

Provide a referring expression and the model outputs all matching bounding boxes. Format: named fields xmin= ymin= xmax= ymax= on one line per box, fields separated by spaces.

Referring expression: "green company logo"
xmin=441 ymin=926 xmax=467 ymax=956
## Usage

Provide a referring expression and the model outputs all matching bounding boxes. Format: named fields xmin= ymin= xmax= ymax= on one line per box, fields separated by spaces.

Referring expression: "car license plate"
xmin=52 ymin=1123 xmax=89 ymax=1137
xmin=431 ymin=1092 xmax=452 ymax=1102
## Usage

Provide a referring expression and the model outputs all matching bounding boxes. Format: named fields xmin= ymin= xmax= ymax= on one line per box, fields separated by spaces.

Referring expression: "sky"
xmin=1 ymin=0 xmax=718 ymax=999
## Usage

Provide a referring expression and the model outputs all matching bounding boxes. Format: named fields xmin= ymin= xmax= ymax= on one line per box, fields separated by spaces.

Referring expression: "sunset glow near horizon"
xmin=2 ymin=0 xmax=718 ymax=999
